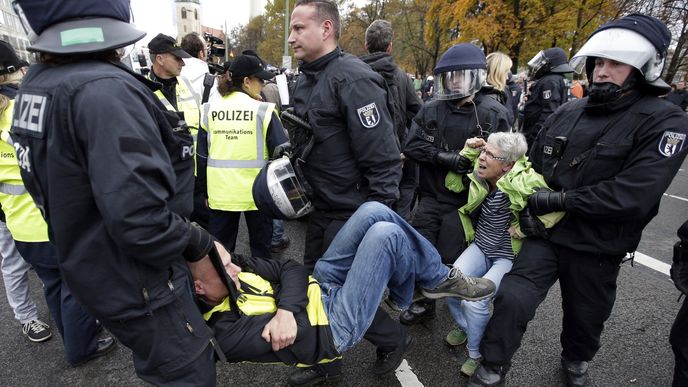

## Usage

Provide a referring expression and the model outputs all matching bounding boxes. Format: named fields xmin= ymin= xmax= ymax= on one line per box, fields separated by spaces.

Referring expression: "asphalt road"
xmin=0 ymin=160 xmax=685 ymax=386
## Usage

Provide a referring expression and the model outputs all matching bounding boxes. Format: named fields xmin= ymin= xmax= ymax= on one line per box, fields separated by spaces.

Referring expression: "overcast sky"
xmin=130 ymin=0 xmax=366 ymax=45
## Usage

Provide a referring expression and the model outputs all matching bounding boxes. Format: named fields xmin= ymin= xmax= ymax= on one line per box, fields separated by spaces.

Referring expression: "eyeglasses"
xmin=479 ymin=147 xmax=507 ymax=162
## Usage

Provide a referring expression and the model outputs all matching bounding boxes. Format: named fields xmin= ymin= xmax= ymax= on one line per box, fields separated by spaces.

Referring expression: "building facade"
xmin=175 ymin=0 xmax=202 ymax=39
xmin=0 ymin=0 xmax=30 ymax=62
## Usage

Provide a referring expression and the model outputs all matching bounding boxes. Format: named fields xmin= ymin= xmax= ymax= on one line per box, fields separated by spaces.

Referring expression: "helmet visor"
xmin=267 ymin=158 xmax=312 ymax=219
xmin=435 ymin=69 xmax=485 ymax=100
xmin=527 ymin=50 xmax=547 ymax=75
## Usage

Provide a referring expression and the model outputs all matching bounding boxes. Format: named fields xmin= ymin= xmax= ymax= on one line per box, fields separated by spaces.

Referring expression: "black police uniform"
xmin=291 ymin=48 xmax=401 ymax=271
xmin=671 ymin=219 xmax=688 ymax=387
xmin=522 ymin=72 xmax=568 ymax=146
xmin=360 ymin=51 xmax=423 ymax=221
xmin=480 ymin=91 xmax=688 ymax=367
xmin=11 ymin=60 xmax=218 ymax=384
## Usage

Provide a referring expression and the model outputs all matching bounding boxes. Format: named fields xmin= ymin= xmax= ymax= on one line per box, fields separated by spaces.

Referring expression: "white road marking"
xmin=663 ymin=193 xmax=688 ymax=202
xmin=396 ymin=359 xmax=424 ymax=387
xmin=634 ymin=251 xmax=671 ymax=276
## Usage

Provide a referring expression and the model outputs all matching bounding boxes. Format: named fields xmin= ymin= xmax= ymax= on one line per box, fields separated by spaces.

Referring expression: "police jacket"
xmin=522 ymin=73 xmax=567 ymax=144
xmin=291 ymin=48 xmax=401 ymax=211
xmin=360 ymin=51 xmax=422 ymax=142
xmin=203 ymin=254 xmax=340 ymax=366
xmin=10 ymin=60 xmax=209 ymax=321
xmin=403 ymin=92 xmax=511 ymax=206
xmin=530 ymin=91 xmax=688 ymax=256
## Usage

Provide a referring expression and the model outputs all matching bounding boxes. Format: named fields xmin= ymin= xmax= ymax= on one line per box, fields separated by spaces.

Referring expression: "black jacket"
xmin=291 ymin=48 xmax=401 ymax=211
xmin=360 ymin=52 xmax=422 ymax=140
xmin=206 ymin=254 xmax=340 ymax=366
xmin=523 ymin=73 xmax=567 ymax=145
xmin=10 ymin=60 xmax=205 ymax=321
xmin=530 ymin=92 xmax=688 ymax=255
xmin=403 ymin=92 xmax=511 ymax=205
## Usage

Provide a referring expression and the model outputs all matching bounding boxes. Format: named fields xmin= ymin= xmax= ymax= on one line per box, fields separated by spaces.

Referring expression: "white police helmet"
xmin=569 ymin=13 xmax=671 ymax=89
xmin=252 ymin=157 xmax=313 ymax=220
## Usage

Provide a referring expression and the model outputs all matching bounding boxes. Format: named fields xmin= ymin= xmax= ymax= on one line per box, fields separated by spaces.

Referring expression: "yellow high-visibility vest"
xmin=202 ymin=92 xmax=274 ymax=211
xmin=0 ymin=100 xmax=49 ymax=242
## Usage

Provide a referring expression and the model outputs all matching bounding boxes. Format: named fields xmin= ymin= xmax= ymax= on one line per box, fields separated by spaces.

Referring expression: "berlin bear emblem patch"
xmin=357 ymin=102 xmax=380 ymax=128
xmin=658 ymin=131 xmax=686 ymax=157
xmin=542 ymin=90 xmax=552 ymax=100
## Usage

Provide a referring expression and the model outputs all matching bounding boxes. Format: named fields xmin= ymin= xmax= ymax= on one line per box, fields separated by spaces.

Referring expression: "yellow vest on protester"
xmin=0 ymin=100 xmax=49 ymax=242
xmin=202 ymin=92 xmax=274 ymax=211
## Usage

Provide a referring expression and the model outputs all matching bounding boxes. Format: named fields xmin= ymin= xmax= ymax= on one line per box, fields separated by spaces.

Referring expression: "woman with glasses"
xmin=441 ymin=132 xmax=564 ymax=377
xmin=198 ymin=54 xmax=290 ymax=259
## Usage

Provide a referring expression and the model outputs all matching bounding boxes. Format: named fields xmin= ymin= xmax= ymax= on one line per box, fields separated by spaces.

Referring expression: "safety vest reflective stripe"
xmin=180 ymin=76 xmax=201 ymax=112
xmin=206 ymin=102 xmax=269 ymax=168
xmin=0 ymin=183 xmax=27 ymax=195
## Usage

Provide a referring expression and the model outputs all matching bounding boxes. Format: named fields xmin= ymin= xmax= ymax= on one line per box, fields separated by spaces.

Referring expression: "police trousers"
xmin=480 ymin=238 xmax=623 ymax=366
xmin=303 ymin=209 xmax=353 ymax=273
xmin=671 ymin=297 xmax=688 ymax=387
xmin=209 ymin=209 xmax=272 ymax=259
xmin=103 ymin=276 xmax=217 ymax=386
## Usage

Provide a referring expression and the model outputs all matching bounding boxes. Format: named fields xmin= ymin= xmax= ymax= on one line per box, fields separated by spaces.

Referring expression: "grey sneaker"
xmin=421 ymin=267 xmax=496 ymax=301
xmin=22 ymin=319 xmax=52 ymax=343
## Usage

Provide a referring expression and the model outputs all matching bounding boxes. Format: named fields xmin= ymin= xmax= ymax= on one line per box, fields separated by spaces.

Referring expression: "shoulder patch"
xmin=542 ymin=90 xmax=552 ymax=100
xmin=357 ymin=102 xmax=380 ymax=128
xmin=658 ymin=131 xmax=686 ymax=157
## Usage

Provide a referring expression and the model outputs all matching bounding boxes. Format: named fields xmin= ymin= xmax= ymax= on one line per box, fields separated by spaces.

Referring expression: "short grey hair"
xmin=365 ymin=20 xmax=393 ymax=53
xmin=487 ymin=132 xmax=528 ymax=163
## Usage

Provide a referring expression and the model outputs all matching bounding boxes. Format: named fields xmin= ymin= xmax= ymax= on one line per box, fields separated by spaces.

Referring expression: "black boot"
xmin=561 ymin=357 xmax=591 ymax=387
xmin=399 ymin=298 xmax=436 ymax=325
xmin=467 ymin=361 xmax=508 ymax=387
xmin=287 ymin=361 xmax=343 ymax=386
xmin=372 ymin=329 xmax=413 ymax=375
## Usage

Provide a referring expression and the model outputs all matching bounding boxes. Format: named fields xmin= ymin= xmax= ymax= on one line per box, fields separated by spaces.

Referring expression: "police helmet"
xmin=433 ymin=43 xmax=487 ymax=100
xmin=527 ymin=47 xmax=574 ymax=79
xmin=12 ymin=0 xmax=146 ymax=54
xmin=252 ymin=157 xmax=313 ymax=220
xmin=570 ymin=13 xmax=671 ymax=90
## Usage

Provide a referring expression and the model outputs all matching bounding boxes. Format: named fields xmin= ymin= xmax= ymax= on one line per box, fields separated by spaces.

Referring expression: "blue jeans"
xmin=313 ymin=202 xmax=450 ymax=353
xmin=271 ymin=219 xmax=285 ymax=245
xmin=447 ymin=243 xmax=513 ymax=359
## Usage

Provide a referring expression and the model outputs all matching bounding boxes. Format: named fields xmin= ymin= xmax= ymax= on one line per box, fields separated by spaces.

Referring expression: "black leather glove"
xmin=528 ymin=189 xmax=566 ymax=216
xmin=518 ymin=206 xmax=549 ymax=239
xmin=435 ymin=151 xmax=473 ymax=174
xmin=273 ymin=142 xmax=292 ymax=159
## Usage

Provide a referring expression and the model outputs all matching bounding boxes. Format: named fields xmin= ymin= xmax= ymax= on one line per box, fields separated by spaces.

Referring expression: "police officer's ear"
xmin=321 ymin=18 xmax=334 ymax=40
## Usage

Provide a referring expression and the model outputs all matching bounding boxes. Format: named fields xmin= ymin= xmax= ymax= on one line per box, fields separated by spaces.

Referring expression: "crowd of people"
xmin=0 ymin=0 xmax=686 ymax=386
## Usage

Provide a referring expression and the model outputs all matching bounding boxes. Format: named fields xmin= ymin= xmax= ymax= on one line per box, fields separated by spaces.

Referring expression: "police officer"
xmin=0 ymin=40 xmax=53 ymax=344
xmin=521 ymin=47 xmax=574 ymax=147
xmin=470 ymin=14 xmax=688 ymax=387
xmin=401 ymin=43 xmax=511 ymax=325
xmin=10 ymin=1 xmax=226 ymax=384
xmin=198 ymin=54 xmax=289 ymax=259
xmin=148 ymin=33 xmax=209 ymax=228
xmin=288 ymin=0 xmax=401 ymax=271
